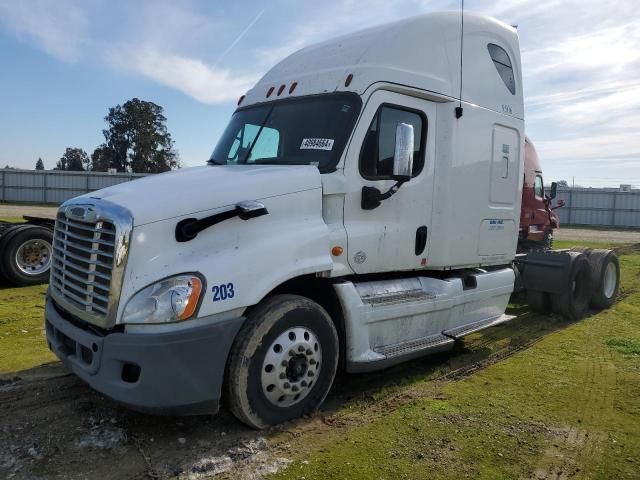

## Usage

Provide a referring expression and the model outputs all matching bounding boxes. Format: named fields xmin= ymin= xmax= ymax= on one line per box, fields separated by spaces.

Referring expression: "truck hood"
xmin=80 ymin=165 xmax=322 ymax=226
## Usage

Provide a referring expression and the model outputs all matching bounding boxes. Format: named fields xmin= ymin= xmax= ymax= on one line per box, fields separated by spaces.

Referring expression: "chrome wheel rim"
xmin=603 ymin=262 xmax=617 ymax=298
xmin=15 ymin=239 xmax=52 ymax=275
xmin=261 ymin=326 xmax=322 ymax=407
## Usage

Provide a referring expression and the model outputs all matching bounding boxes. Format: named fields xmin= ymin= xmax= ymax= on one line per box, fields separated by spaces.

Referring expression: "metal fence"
xmin=552 ymin=187 xmax=640 ymax=228
xmin=2 ymin=169 xmax=640 ymax=228
xmin=0 ymin=169 xmax=147 ymax=204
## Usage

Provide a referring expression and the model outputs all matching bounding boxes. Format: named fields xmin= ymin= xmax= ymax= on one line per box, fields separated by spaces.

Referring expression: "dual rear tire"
xmin=527 ymin=249 xmax=620 ymax=320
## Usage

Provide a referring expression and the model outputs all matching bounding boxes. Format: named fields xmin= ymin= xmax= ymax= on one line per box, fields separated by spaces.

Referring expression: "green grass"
xmin=0 ymin=216 xmax=25 ymax=223
xmin=270 ymin=249 xmax=640 ymax=480
xmin=606 ymin=338 xmax=640 ymax=356
xmin=554 ymin=239 xmax=617 ymax=250
xmin=0 ymin=283 xmax=55 ymax=374
xmin=1 ymin=236 xmax=639 ymax=477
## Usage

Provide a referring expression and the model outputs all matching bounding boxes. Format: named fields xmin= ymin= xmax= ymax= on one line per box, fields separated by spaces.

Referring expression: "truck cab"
xmin=518 ymin=137 xmax=562 ymax=250
xmin=46 ymin=12 xmax=527 ymax=428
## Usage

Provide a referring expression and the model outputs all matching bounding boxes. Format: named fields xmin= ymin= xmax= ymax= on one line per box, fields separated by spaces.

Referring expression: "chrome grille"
xmin=50 ymin=213 xmax=116 ymax=318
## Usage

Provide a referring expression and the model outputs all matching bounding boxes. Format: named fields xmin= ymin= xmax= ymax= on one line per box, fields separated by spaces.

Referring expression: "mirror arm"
xmin=361 ymin=181 xmax=406 ymax=210
xmin=380 ymin=180 xmax=406 ymax=200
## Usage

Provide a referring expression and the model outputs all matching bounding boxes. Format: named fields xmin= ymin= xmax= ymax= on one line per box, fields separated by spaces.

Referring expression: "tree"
xmin=56 ymin=148 xmax=87 ymax=171
xmin=35 ymin=158 xmax=45 ymax=170
xmin=557 ymin=180 xmax=569 ymax=187
xmin=94 ymin=98 xmax=180 ymax=173
xmin=87 ymin=145 xmax=113 ymax=172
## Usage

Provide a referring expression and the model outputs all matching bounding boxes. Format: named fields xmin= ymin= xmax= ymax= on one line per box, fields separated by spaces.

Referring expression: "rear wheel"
xmin=550 ymin=254 xmax=592 ymax=320
xmin=226 ymin=294 xmax=339 ymax=429
xmin=588 ymin=250 xmax=619 ymax=309
xmin=526 ymin=289 xmax=551 ymax=315
xmin=0 ymin=225 xmax=53 ymax=286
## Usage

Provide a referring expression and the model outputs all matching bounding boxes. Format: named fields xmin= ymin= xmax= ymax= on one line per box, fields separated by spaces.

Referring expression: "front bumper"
xmin=45 ymin=296 xmax=244 ymax=415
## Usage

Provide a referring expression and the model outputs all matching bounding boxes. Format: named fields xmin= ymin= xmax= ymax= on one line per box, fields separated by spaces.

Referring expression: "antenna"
xmin=455 ymin=0 xmax=464 ymax=119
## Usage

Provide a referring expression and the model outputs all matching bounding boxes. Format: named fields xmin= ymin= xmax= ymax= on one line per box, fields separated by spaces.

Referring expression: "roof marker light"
xmin=266 ymin=86 xmax=274 ymax=98
xmin=289 ymin=82 xmax=298 ymax=94
xmin=277 ymin=84 xmax=285 ymax=96
xmin=237 ymin=95 xmax=245 ymax=106
xmin=345 ymin=73 xmax=353 ymax=87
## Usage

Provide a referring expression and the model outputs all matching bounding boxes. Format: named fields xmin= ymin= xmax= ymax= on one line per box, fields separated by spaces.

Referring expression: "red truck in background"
xmin=518 ymin=137 xmax=565 ymax=252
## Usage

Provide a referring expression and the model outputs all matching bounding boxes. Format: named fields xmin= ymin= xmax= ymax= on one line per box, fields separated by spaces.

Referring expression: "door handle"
xmin=502 ymin=155 xmax=509 ymax=178
xmin=415 ymin=226 xmax=428 ymax=255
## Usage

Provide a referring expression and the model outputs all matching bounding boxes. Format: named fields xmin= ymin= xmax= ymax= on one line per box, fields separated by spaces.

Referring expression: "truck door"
xmin=342 ymin=91 xmax=436 ymax=274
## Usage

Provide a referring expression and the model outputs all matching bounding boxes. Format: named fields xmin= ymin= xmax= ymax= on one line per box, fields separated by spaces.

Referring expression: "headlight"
xmin=122 ymin=274 xmax=203 ymax=324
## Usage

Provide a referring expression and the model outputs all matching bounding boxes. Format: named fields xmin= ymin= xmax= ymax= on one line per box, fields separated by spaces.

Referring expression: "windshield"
xmin=209 ymin=93 xmax=361 ymax=173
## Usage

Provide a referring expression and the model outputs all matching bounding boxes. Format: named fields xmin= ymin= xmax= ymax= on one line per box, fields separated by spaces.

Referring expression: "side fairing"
xmin=116 ymin=187 xmax=332 ymax=322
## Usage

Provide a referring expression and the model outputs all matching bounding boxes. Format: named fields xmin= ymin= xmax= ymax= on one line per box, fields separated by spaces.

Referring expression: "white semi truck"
xmin=45 ymin=12 xmax=619 ymax=428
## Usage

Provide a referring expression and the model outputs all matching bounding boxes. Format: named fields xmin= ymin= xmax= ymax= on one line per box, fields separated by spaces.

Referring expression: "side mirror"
xmin=549 ymin=182 xmax=558 ymax=199
xmin=392 ymin=123 xmax=414 ymax=182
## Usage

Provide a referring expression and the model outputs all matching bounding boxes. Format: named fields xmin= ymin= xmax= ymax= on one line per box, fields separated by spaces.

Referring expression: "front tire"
xmin=226 ymin=294 xmax=339 ymax=429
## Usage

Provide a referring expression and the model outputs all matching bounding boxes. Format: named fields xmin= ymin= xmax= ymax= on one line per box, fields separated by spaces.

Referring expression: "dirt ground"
xmin=0 ymin=204 xmax=57 ymax=219
xmin=0 ymin=312 xmax=556 ymax=480
xmin=555 ymin=227 xmax=640 ymax=244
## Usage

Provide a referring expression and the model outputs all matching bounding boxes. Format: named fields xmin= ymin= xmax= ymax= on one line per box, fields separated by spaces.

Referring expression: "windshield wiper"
xmin=239 ymin=106 xmax=274 ymax=165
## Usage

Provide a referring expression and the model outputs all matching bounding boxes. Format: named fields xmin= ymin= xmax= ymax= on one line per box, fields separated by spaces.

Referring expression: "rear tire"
xmin=526 ymin=289 xmax=551 ymax=315
xmin=550 ymin=254 xmax=592 ymax=320
xmin=226 ymin=294 xmax=339 ymax=429
xmin=0 ymin=225 xmax=53 ymax=286
xmin=587 ymin=250 xmax=619 ymax=309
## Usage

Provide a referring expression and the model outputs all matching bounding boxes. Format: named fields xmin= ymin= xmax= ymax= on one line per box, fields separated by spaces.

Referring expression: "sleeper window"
xmin=488 ymin=43 xmax=516 ymax=95
xmin=360 ymin=105 xmax=425 ymax=179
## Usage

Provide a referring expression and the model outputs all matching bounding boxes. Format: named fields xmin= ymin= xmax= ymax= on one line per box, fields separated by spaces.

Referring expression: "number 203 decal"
xmin=212 ymin=283 xmax=235 ymax=302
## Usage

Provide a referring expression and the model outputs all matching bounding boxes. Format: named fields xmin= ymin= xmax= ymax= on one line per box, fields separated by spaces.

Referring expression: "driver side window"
xmin=534 ymin=175 xmax=544 ymax=198
xmin=359 ymin=105 xmax=425 ymax=180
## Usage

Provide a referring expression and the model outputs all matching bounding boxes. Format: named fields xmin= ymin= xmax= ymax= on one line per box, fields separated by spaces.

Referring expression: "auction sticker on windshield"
xmin=300 ymin=138 xmax=334 ymax=151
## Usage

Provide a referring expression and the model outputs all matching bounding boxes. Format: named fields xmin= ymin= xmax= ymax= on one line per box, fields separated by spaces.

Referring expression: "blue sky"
xmin=1 ymin=0 xmax=639 ymax=187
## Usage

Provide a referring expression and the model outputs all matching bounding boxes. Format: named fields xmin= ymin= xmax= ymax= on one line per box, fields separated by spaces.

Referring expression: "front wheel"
xmin=226 ymin=294 xmax=339 ymax=429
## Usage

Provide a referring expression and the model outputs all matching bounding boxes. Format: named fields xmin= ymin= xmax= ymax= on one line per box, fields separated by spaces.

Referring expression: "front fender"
xmin=117 ymin=188 xmax=333 ymax=322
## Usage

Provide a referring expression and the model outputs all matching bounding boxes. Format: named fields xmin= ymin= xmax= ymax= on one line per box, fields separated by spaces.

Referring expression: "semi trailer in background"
xmin=0 ymin=217 xmax=54 ymax=286
xmin=43 ymin=12 xmax=619 ymax=429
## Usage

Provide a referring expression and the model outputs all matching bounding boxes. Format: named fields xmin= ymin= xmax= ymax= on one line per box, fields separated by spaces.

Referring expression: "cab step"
xmin=360 ymin=288 xmax=435 ymax=306
xmin=443 ymin=314 xmax=515 ymax=339
xmin=374 ymin=333 xmax=453 ymax=358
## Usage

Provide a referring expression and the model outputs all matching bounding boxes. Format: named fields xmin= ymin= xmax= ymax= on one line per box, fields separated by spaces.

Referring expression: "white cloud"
xmin=108 ymin=47 xmax=258 ymax=103
xmin=0 ymin=0 xmax=89 ymax=62
xmin=0 ymin=0 xmax=639 ymax=184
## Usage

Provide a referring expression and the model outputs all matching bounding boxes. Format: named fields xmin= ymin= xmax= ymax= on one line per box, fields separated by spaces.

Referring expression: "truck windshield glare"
xmin=209 ymin=93 xmax=361 ymax=172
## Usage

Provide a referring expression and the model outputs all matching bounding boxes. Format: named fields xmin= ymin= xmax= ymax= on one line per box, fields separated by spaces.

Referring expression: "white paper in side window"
xmin=300 ymin=138 xmax=334 ymax=151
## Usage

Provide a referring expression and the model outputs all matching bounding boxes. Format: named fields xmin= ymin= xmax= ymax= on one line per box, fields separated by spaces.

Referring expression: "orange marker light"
xmin=266 ymin=86 xmax=274 ymax=98
xmin=178 ymin=277 xmax=203 ymax=320
xmin=345 ymin=73 xmax=354 ymax=87
xmin=277 ymin=84 xmax=286 ymax=96
xmin=237 ymin=95 xmax=245 ymax=106
xmin=289 ymin=82 xmax=298 ymax=94
xmin=331 ymin=246 xmax=344 ymax=256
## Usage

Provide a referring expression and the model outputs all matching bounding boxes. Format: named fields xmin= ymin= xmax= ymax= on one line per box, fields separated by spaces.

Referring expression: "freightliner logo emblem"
xmin=65 ymin=205 xmax=97 ymax=222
